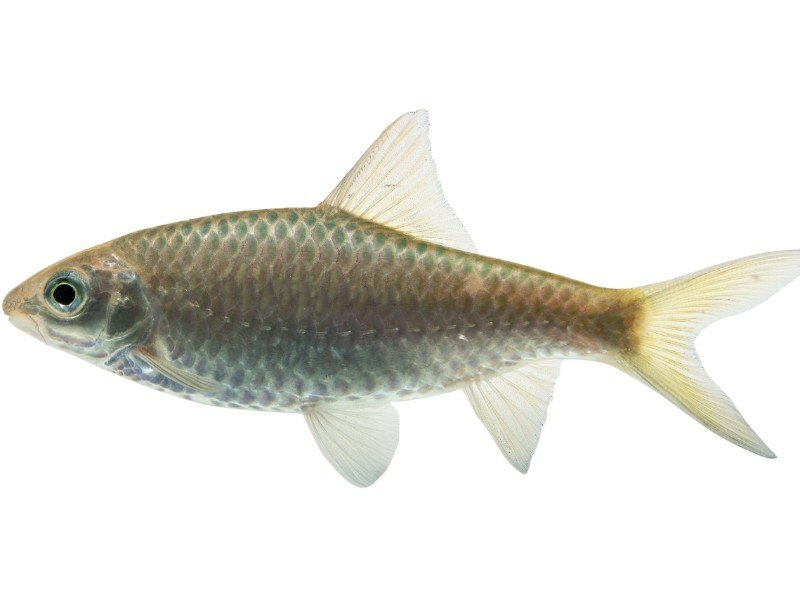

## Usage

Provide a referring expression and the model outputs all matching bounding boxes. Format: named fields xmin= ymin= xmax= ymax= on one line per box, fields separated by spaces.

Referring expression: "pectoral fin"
xmin=303 ymin=400 xmax=399 ymax=487
xmin=464 ymin=360 xmax=562 ymax=473
xmin=133 ymin=348 xmax=222 ymax=394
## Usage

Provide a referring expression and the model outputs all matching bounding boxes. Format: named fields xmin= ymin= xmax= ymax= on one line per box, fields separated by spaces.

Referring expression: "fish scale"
xmin=111 ymin=207 xmax=632 ymax=411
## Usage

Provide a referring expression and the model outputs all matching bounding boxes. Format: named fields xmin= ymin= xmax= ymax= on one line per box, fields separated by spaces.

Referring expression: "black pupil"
xmin=52 ymin=283 xmax=77 ymax=306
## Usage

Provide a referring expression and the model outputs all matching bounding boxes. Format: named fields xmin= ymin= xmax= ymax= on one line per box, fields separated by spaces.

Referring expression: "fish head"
xmin=4 ymin=246 xmax=153 ymax=363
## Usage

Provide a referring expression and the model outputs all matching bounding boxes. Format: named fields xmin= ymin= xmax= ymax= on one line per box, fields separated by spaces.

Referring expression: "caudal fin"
xmin=617 ymin=250 xmax=800 ymax=457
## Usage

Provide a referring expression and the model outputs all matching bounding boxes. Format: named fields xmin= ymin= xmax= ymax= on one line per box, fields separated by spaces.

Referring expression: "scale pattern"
xmin=111 ymin=207 xmax=642 ymax=411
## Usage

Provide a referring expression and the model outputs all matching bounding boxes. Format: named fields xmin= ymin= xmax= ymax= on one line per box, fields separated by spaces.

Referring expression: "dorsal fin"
xmin=320 ymin=110 xmax=477 ymax=253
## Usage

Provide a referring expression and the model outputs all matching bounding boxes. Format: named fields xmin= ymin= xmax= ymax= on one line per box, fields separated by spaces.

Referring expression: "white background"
xmin=1 ymin=2 xmax=799 ymax=599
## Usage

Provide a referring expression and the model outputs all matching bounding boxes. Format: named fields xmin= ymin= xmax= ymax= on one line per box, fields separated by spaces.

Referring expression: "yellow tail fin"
xmin=618 ymin=250 xmax=800 ymax=457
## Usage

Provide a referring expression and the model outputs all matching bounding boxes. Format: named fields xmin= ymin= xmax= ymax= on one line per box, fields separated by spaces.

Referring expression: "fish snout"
xmin=3 ymin=287 xmax=22 ymax=316
xmin=4 ymin=283 xmax=49 ymax=343
xmin=3 ymin=282 xmax=35 ymax=317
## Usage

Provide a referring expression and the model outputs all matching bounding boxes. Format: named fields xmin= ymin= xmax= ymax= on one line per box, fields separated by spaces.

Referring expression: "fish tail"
xmin=616 ymin=250 xmax=800 ymax=457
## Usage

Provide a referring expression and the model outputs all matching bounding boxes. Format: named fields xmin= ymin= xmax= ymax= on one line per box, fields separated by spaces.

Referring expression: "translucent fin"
xmin=619 ymin=250 xmax=800 ymax=457
xmin=302 ymin=400 xmax=399 ymax=487
xmin=464 ymin=360 xmax=562 ymax=473
xmin=320 ymin=110 xmax=477 ymax=252
xmin=134 ymin=348 xmax=222 ymax=393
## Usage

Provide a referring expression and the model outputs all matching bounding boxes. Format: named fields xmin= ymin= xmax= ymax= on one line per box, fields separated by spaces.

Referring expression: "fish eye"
xmin=52 ymin=283 xmax=76 ymax=306
xmin=45 ymin=273 xmax=87 ymax=314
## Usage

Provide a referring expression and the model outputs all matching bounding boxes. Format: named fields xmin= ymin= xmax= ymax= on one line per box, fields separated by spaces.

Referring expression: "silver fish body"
xmin=100 ymin=207 xmax=634 ymax=412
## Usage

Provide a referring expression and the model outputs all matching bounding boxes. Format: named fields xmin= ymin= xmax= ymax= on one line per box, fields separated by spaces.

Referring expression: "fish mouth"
xmin=7 ymin=312 xmax=48 ymax=344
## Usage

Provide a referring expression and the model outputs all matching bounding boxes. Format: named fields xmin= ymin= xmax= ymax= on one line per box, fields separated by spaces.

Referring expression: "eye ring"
xmin=45 ymin=272 xmax=88 ymax=315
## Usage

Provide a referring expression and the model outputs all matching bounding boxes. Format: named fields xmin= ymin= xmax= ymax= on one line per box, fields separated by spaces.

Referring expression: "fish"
xmin=4 ymin=110 xmax=800 ymax=486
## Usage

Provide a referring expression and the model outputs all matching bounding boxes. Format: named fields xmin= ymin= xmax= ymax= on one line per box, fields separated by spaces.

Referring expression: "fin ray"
xmin=464 ymin=360 xmax=561 ymax=473
xmin=303 ymin=400 xmax=399 ymax=487
xmin=619 ymin=250 xmax=800 ymax=457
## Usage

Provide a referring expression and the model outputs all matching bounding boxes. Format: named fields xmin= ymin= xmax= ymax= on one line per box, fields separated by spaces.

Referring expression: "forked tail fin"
xmin=617 ymin=250 xmax=800 ymax=457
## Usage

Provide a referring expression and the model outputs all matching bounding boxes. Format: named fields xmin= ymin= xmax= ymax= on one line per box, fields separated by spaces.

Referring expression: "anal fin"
xmin=464 ymin=360 xmax=562 ymax=473
xmin=303 ymin=400 xmax=399 ymax=487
